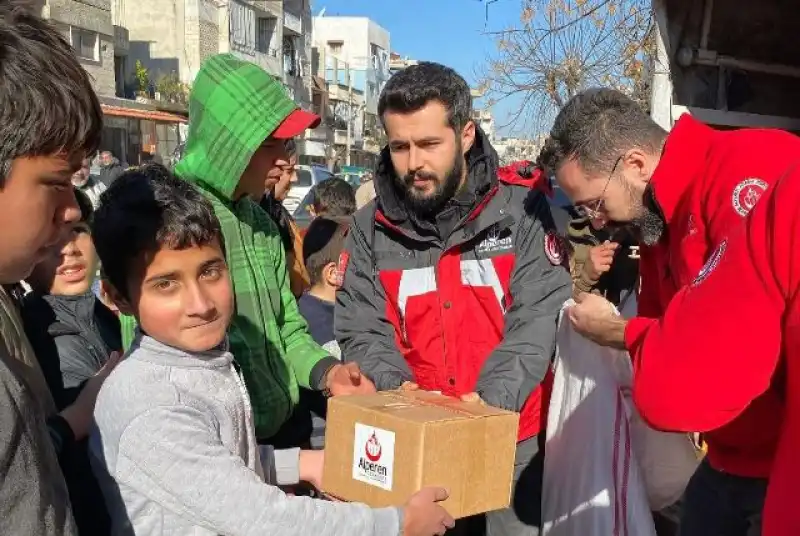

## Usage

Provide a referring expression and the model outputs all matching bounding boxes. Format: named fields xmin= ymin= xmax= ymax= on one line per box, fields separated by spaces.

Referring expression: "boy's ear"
xmin=323 ymin=261 xmax=341 ymax=288
xmin=103 ymin=280 xmax=134 ymax=316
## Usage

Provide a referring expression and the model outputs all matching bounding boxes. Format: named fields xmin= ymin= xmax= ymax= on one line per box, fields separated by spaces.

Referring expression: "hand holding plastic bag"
xmin=542 ymin=300 xmax=698 ymax=536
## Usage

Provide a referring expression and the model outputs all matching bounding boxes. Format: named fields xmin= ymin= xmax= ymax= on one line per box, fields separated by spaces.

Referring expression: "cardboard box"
xmin=322 ymin=390 xmax=520 ymax=519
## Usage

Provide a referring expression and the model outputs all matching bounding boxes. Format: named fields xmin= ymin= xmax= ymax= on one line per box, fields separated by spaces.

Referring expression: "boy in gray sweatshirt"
xmin=88 ymin=164 xmax=454 ymax=536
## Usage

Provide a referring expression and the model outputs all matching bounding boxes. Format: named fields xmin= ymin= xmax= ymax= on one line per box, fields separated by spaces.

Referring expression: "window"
xmin=257 ymin=17 xmax=277 ymax=55
xmin=283 ymin=36 xmax=297 ymax=77
xmin=328 ymin=40 xmax=343 ymax=55
xmin=295 ymin=168 xmax=313 ymax=187
xmin=312 ymin=92 xmax=324 ymax=116
xmin=71 ymin=27 xmax=98 ymax=61
xmin=230 ymin=0 xmax=256 ymax=54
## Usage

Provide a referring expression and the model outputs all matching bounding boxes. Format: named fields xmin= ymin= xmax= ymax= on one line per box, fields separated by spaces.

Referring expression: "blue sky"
xmin=312 ymin=0 xmax=525 ymax=137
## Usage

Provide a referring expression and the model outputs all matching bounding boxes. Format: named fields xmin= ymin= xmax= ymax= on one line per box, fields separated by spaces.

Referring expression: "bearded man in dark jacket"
xmin=336 ymin=62 xmax=572 ymax=536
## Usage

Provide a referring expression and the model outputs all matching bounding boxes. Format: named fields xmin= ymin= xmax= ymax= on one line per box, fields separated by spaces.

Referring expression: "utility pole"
xmin=345 ymin=61 xmax=353 ymax=166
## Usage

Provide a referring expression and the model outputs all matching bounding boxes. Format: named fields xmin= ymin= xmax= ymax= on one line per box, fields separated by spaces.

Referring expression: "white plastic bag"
xmin=542 ymin=300 xmax=698 ymax=536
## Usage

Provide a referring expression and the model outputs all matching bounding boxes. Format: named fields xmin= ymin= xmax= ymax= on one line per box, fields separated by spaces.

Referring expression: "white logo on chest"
xmin=476 ymin=225 xmax=513 ymax=254
xmin=732 ymin=178 xmax=768 ymax=217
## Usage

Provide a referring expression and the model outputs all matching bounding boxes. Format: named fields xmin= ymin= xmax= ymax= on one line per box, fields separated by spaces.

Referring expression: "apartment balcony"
xmin=362 ymin=136 xmax=382 ymax=155
xmin=327 ymin=84 xmax=365 ymax=106
xmin=283 ymin=9 xmax=302 ymax=35
xmin=305 ymin=124 xmax=330 ymax=142
xmin=258 ymin=0 xmax=282 ymax=19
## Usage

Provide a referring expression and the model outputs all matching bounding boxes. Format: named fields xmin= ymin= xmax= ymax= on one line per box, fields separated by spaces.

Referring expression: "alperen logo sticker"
xmin=692 ymin=239 xmax=727 ymax=286
xmin=732 ymin=178 xmax=768 ymax=217
xmin=352 ymin=423 xmax=395 ymax=491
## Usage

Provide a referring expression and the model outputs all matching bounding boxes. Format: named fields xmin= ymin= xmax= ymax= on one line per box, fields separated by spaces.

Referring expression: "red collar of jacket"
xmin=650 ymin=115 xmax=714 ymax=224
xmin=497 ymin=160 xmax=553 ymax=195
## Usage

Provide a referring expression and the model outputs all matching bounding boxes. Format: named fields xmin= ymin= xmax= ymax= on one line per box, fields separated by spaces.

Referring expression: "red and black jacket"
xmin=335 ymin=133 xmax=572 ymax=441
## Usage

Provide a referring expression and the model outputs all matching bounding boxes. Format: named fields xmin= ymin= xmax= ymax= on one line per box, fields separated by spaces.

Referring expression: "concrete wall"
xmin=48 ymin=0 xmax=116 ymax=96
xmin=125 ymin=0 xmax=185 ymax=89
xmin=313 ymin=17 xmax=370 ymax=67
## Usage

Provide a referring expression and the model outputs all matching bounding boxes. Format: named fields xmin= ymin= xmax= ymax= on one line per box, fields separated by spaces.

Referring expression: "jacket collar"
xmin=649 ymin=114 xmax=714 ymax=224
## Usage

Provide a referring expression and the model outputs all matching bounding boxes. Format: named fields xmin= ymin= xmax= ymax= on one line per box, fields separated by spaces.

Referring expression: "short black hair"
xmin=378 ymin=61 xmax=472 ymax=132
xmin=539 ymin=88 xmax=666 ymax=176
xmin=92 ymin=164 xmax=224 ymax=299
xmin=73 ymin=187 xmax=93 ymax=225
xmin=312 ymin=177 xmax=356 ymax=217
xmin=303 ymin=217 xmax=350 ymax=285
xmin=0 ymin=2 xmax=103 ymax=182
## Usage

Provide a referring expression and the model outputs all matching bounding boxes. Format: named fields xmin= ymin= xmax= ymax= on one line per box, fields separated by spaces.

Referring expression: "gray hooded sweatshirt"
xmin=90 ymin=334 xmax=401 ymax=536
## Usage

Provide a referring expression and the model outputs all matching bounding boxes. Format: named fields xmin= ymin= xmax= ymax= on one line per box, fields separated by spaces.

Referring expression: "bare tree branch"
xmin=475 ymin=0 xmax=655 ymax=134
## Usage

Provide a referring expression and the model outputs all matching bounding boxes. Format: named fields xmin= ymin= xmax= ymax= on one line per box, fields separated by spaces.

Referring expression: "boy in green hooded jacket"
xmin=120 ymin=53 xmax=373 ymax=444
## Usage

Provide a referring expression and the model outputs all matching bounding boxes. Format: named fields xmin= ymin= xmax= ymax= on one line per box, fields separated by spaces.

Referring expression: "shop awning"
xmin=101 ymin=104 xmax=188 ymax=124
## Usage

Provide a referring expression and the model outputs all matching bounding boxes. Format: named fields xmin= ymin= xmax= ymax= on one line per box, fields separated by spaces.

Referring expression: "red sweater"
xmin=623 ymin=115 xmax=800 ymax=477
xmin=623 ymin=167 xmax=800 ymax=535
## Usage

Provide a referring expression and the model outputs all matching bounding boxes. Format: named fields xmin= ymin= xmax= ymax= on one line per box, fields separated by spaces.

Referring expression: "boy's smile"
xmin=122 ymin=240 xmax=234 ymax=353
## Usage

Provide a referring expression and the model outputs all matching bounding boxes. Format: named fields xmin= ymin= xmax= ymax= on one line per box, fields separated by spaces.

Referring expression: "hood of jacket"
xmin=373 ymin=126 xmax=500 ymax=233
xmin=175 ymin=53 xmax=297 ymax=201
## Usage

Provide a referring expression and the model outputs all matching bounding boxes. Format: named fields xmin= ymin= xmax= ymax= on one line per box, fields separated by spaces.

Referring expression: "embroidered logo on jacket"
xmin=476 ymin=224 xmax=513 ymax=255
xmin=544 ymin=232 xmax=566 ymax=266
xmin=732 ymin=178 xmax=768 ymax=217
xmin=334 ymin=251 xmax=350 ymax=287
xmin=692 ymin=239 xmax=727 ymax=286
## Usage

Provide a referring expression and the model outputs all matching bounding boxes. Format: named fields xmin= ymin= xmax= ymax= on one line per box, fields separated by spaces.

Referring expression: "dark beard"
xmin=394 ymin=151 xmax=464 ymax=218
xmin=630 ymin=205 xmax=665 ymax=246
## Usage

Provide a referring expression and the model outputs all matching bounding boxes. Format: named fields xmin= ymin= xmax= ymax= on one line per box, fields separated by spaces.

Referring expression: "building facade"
xmin=114 ymin=0 xmax=316 ymax=160
xmin=38 ymin=0 xmax=187 ymax=167
xmin=312 ymin=16 xmax=391 ymax=168
xmin=44 ymin=0 xmax=117 ymax=96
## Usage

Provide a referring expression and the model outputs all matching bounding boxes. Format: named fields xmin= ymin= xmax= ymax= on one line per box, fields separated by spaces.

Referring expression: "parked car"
xmin=283 ymin=164 xmax=335 ymax=214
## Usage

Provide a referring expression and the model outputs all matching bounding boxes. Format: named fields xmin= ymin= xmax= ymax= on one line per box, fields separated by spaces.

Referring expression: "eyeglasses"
xmin=575 ymin=156 xmax=623 ymax=219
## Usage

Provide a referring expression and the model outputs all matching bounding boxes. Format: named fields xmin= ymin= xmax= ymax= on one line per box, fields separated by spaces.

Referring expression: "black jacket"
xmin=20 ymin=291 xmax=121 ymax=536
xmin=335 ymin=129 xmax=572 ymax=441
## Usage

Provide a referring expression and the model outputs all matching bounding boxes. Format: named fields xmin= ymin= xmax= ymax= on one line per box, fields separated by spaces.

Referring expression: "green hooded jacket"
xmin=120 ymin=53 xmax=335 ymax=439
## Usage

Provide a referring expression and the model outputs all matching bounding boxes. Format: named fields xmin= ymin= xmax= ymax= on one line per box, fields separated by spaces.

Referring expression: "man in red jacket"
xmin=538 ymin=87 xmax=800 ymax=536
xmin=599 ymin=166 xmax=800 ymax=536
xmin=336 ymin=62 xmax=572 ymax=535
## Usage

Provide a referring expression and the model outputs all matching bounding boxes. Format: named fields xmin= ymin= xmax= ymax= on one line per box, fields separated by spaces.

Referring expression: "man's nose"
xmin=408 ymin=146 xmax=423 ymax=173
xmin=60 ymin=237 xmax=80 ymax=256
xmin=62 ymin=192 xmax=82 ymax=225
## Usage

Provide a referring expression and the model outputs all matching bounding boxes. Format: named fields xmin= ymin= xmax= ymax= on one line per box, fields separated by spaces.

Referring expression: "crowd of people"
xmin=1 ymin=3 xmax=800 ymax=536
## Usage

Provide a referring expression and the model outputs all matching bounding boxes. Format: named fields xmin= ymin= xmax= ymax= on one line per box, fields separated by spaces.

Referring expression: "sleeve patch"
xmin=334 ymin=250 xmax=350 ymax=287
xmin=544 ymin=232 xmax=567 ymax=266
xmin=692 ymin=239 xmax=727 ymax=286
xmin=732 ymin=178 xmax=768 ymax=217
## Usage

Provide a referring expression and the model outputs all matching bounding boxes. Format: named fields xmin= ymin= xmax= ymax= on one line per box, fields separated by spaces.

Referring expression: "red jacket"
xmin=625 ymin=168 xmax=800 ymax=535
xmin=624 ymin=115 xmax=800 ymax=477
xmin=336 ymin=137 xmax=572 ymax=442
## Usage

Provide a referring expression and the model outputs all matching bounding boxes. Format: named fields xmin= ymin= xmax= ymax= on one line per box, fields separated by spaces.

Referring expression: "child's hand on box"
xmin=298 ymin=449 xmax=325 ymax=491
xmin=403 ymin=487 xmax=455 ymax=536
